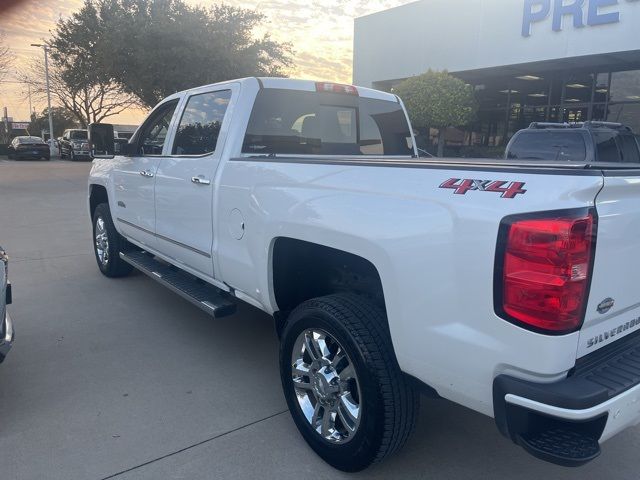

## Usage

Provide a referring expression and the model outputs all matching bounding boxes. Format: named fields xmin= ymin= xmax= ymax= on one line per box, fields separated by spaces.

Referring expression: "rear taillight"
xmin=495 ymin=209 xmax=596 ymax=335
xmin=315 ymin=82 xmax=359 ymax=96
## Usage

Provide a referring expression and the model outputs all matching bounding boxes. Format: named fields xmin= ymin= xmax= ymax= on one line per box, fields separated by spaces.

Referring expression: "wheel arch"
xmin=270 ymin=237 xmax=388 ymax=329
xmin=269 ymin=236 xmax=440 ymax=401
xmin=89 ymin=183 xmax=109 ymax=219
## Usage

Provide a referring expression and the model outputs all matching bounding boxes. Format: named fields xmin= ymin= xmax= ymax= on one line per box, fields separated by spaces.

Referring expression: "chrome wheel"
xmin=291 ymin=329 xmax=361 ymax=444
xmin=95 ymin=216 xmax=110 ymax=267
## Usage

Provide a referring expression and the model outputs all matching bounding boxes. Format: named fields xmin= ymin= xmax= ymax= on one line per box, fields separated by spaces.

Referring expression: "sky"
xmin=0 ymin=0 xmax=413 ymax=124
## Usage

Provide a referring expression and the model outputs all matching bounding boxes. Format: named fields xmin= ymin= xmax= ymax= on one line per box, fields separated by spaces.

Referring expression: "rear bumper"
xmin=494 ymin=331 xmax=640 ymax=466
xmin=14 ymin=151 xmax=49 ymax=159
xmin=0 ymin=310 xmax=14 ymax=363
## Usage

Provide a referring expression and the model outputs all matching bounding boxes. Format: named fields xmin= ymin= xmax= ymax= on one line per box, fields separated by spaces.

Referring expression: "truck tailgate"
xmin=579 ymin=171 xmax=640 ymax=358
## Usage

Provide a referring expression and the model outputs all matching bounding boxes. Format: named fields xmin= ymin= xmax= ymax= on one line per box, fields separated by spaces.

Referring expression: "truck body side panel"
xmin=579 ymin=172 xmax=640 ymax=358
xmin=216 ymin=158 xmax=604 ymax=416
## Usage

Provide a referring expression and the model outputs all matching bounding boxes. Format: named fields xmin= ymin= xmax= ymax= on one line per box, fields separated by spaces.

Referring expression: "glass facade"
xmin=464 ymin=68 xmax=640 ymax=148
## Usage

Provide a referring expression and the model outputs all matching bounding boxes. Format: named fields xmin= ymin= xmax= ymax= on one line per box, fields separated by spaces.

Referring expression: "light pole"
xmin=31 ymin=43 xmax=54 ymax=142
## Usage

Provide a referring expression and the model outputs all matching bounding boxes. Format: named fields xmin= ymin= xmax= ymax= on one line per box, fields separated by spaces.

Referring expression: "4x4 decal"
xmin=439 ymin=178 xmax=527 ymax=199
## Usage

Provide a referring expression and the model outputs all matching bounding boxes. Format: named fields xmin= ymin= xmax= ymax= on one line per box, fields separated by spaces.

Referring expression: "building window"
xmin=563 ymin=74 xmax=594 ymax=105
xmin=563 ymin=105 xmax=589 ymax=123
xmin=593 ymin=73 xmax=610 ymax=104
xmin=592 ymin=103 xmax=607 ymax=122
xmin=607 ymin=103 xmax=640 ymax=133
xmin=610 ymin=71 xmax=640 ymax=103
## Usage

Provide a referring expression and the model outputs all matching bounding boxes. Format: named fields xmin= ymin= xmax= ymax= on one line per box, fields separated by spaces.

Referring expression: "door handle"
xmin=191 ymin=176 xmax=211 ymax=186
xmin=139 ymin=170 xmax=154 ymax=178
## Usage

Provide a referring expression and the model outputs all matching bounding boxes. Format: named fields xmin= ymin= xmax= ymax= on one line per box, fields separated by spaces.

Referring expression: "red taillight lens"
xmin=315 ymin=82 xmax=359 ymax=96
xmin=497 ymin=210 xmax=596 ymax=334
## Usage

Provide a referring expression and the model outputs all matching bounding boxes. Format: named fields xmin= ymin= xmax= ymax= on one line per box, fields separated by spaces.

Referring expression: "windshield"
xmin=507 ymin=131 xmax=587 ymax=162
xmin=242 ymin=89 xmax=414 ymax=156
xmin=70 ymin=130 xmax=88 ymax=140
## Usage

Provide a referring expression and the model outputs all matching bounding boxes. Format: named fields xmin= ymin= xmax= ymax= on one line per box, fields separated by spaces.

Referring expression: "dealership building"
xmin=353 ymin=0 xmax=640 ymax=148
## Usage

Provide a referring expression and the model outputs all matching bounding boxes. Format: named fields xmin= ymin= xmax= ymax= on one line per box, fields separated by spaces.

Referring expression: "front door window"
xmin=137 ymin=101 xmax=178 ymax=156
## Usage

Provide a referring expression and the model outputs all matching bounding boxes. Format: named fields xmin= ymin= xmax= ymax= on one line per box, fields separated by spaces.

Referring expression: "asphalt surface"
xmin=0 ymin=157 xmax=638 ymax=479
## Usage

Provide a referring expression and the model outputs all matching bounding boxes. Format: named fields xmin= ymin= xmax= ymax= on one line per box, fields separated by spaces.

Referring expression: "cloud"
xmin=0 ymin=0 xmax=413 ymax=122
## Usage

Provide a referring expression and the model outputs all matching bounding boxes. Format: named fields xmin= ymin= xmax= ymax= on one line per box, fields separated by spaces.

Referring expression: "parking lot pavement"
xmin=0 ymin=159 xmax=637 ymax=480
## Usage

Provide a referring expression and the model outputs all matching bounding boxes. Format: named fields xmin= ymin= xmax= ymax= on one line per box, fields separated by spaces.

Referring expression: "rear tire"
xmin=279 ymin=293 xmax=419 ymax=472
xmin=92 ymin=203 xmax=134 ymax=278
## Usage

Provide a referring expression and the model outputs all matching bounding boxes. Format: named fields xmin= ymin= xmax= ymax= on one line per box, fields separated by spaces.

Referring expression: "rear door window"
xmin=172 ymin=90 xmax=232 ymax=155
xmin=242 ymin=89 xmax=413 ymax=156
xmin=507 ymin=131 xmax=587 ymax=161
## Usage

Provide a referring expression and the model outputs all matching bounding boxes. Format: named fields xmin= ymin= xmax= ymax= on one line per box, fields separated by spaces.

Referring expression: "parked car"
xmin=59 ymin=129 xmax=91 ymax=161
xmin=88 ymin=77 xmax=640 ymax=471
xmin=0 ymin=247 xmax=13 ymax=363
xmin=7 ymin=136 xmax=51 ymax=161
xmin=506 ymin=121 xmax=640 ymax=163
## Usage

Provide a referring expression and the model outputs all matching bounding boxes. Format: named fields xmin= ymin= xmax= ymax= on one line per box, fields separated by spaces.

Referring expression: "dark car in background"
xmin=505 ymin=121 xmax=640 ymax=163
xmin=59 ymin=129 xmax=90 ymax=161
xmin=0 ymin=247 xmax=13 ymax=364
xmin=7 ymin=136 xmax=51 ymax=161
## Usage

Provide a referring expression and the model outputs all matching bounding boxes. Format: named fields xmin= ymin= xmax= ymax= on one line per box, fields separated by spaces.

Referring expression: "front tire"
xmin=279 ymin=294 xmax=419 ymax=472
xmin=92 ymin=203 xmax=133 ymax=278
xmin=70 ymin=150 xmax=76 ymax=161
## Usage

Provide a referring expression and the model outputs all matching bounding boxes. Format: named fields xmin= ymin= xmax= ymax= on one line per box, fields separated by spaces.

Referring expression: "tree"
xmin=50 ymin=0 xmax=292 ymax=108
xmin=394 ymin=70 xmax=478 ymax=157
xmin=18 ymin=57 xmax=138 ymax=128
xmin=0 ymin=30 xmax=13 ymax=85
xmin=28 ymin=107 xmax=78 ymax=139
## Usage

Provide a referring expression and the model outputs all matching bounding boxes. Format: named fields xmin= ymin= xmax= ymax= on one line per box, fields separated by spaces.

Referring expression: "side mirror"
xmin=88 ymin=123 xmax=115 ymax=158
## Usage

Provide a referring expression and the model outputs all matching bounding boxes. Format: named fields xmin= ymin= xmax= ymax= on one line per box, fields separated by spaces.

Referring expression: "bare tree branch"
xmin=0 ymin=30 xmax=14 ymax=85
xmin=17 ymin=56 xmax=138 ymax=128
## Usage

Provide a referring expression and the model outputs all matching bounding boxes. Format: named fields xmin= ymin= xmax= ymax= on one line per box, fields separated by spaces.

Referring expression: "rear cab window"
xmin=507 ymin=131 xmax=587 ymax=162
xmin=242 ymin=89 xmax=414 ymax=157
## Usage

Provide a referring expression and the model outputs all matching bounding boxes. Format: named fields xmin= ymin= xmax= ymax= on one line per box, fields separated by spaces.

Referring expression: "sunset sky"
xmin=0 ymin=0 xmax=412 ymax=124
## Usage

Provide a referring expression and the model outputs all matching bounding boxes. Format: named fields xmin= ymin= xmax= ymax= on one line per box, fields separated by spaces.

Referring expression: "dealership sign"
xmin=522 ymin=0 xmax=639 ymax=37
xmin=11 ymin=122 xmax=30 ymax=130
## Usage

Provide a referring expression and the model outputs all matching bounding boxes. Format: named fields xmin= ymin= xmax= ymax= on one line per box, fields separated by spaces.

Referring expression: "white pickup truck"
xmin=88 ymin=78 xmax=640 ymax=471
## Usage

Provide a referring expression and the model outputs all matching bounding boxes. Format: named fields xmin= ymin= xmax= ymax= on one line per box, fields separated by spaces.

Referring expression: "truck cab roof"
xmin=170 ymin=77 xmax=399 ymax=104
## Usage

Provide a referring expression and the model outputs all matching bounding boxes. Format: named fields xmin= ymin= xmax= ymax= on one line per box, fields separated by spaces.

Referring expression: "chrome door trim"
xmin=116 ymin=217 xmax=212 ymax=258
